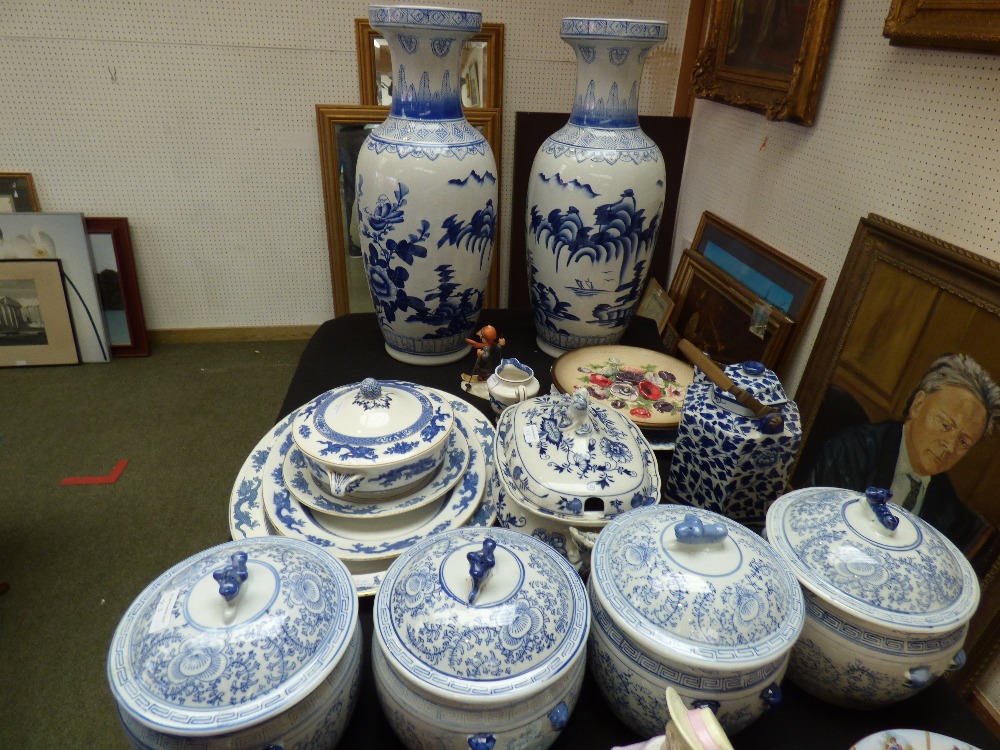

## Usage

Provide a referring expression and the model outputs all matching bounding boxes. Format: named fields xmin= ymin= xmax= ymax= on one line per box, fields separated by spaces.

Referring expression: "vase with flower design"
xmin=525 ymin=18 xmax=668 ymax=357
xmin=357 ymin=5 xmax=498 ymax=365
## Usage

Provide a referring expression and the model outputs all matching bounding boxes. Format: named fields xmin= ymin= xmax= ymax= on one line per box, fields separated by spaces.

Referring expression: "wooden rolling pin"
xmin=677 ymin=339 xmax=783 ymax=429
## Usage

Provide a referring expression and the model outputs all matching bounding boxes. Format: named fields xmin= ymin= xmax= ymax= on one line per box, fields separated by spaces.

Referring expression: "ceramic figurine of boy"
xmin=463 ymin=324 xmax=506 ymax=382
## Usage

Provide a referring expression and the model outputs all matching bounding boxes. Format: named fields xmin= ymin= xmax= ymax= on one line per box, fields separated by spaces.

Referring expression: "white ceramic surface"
xmin=588 ymin=505 xmax=804 ymax=736
xmin=107 ymin=537 xmax=360 ymax=746
xmin=228 ymin=391 xmax=499 ymax=597
xmin=359 ymin=5 xmax=497 ymax=365
xmin=373 ymin=526 xmax=589 ymax=749
xmin=283 ymin=415 xmax=468 ymax=518
xmin=494 ymin=391 xmax=660 ymax=520
xmin=850 ymin=729 xmax=981 ymax=750
xmin=293 ymin=378 xmax=454 ymax=499
xmin=766 ymin=486 xmax=979 ymax=708
xmin=525 ymin=18 xmax=668 ymax=356
xmin=487 ymin=357 xmax=540 ymax=415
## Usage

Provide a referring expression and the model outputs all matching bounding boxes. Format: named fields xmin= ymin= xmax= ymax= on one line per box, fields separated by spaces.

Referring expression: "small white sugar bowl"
xmin=292 ymin=377 xmax=454 ymax=499
xmin=373 ymin=526 xmax=590 ymax=750
xmin=495 ymin=390 xmax=660 ymax=565
xmin=107 ymin=536 xmax=361 ymax=749
xmin=588 ymin=505 xmax=805 ymax=736
xmin=765 ymin=486 xmax=979 ymax=708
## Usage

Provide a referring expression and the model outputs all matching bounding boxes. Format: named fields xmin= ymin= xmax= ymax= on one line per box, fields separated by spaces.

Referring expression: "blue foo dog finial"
xmin=213 ymin=552 xmax=249 ymax=603
xmin=675 ymin=513 xmax=729 ymax=544
xmin=467 ymin=538 xmax=497 ymax=605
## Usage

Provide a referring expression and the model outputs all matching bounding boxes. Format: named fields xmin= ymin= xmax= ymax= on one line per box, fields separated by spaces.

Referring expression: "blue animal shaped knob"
xmin=865 ymin=487 xmax=899 ymax=531
xmin=467 ymin=538 xmax=497 ymax=605
xmin=213 ymin=552 xmax=249 ymax=603
xmin=675 ymin=513 xmax=729 ymax=544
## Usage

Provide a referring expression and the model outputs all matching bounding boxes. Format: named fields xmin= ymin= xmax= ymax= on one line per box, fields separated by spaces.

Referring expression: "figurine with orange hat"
xmin=463 ymin=324 xmax=506 ymax=382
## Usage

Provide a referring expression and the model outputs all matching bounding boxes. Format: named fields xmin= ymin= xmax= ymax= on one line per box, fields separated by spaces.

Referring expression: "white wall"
xmin=2 ymin=0 xmax=684 ymax=331
xmin=673 ymin=0 xmax=1000 ymax=395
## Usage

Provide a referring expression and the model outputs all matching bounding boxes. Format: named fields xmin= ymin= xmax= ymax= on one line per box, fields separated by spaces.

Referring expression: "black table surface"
xmin=278 ymin=310 xmax=1000 ymax=750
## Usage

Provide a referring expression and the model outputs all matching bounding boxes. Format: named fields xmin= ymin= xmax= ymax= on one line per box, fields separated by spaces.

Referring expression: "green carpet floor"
xmin=0 ymin=339 xmax=308 ymax=748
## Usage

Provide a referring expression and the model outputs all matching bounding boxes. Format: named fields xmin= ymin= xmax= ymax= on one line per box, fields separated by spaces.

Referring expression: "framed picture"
xmin=690 ymin=211 xmax=824 ymax=357
xmin=691 ymin=0 xmax=842 ymax=126
xmin=85 ymin=217 xmax=149 ymax=357
xmin=316 ymin=104 xmax=502 ymax=316
xmin=0 ymin=259 xmax=79 ymax=366
xmin=790 ymin=214 xmax=1000 ymax=694
xmin=354 ymin=19 xmax=504 ymax=109
xmin=0 ymin=173 xmax=40 ymax=212
xmin=666 ymin=250 xmax=795 ymax=372
xmin=884 ymin=0 xmax=1000 ymax=54
xmin=635 ymin=277 xmax=673 ymax=334
xmin=0 ymin=213 xmax=109 ymax=363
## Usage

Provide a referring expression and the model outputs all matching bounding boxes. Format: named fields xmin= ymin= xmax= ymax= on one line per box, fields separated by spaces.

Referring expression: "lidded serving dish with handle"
xmin=765 ymin=486 xmax=979 ymax=708
xmin=107 ymin=536 xmax=361 ymax=749
xmin=372 ymin=526 xmax=590 ymax=750
xmin=587 ymin=504 xmax=805 ymax=736
xmin=292 ymin=377 xmax=454 ymax=499
xmin=495 ymin=390 xmax=661 ymax=566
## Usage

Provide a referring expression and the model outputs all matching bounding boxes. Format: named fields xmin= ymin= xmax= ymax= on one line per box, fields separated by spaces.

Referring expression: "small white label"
xmin=149 ymin=588 xmax=181 ymax=633
xmin=522 ymin=424 xmax=539 ymax=444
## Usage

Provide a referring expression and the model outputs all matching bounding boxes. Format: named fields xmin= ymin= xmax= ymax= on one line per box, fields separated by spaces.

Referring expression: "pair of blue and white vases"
xmin=358 ymin=7 xmax=668 ymax=364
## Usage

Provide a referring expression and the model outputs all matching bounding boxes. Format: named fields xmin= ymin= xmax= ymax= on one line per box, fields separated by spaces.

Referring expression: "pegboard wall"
xmin=673 ymin=0 xmax=1000 ymax=394
xmin=1 ymin=0 xmax=682 ymax=332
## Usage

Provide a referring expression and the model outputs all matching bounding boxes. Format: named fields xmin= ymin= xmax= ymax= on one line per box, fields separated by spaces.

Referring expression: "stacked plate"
xmin=228 ymin=381 xmax=499 ymax=597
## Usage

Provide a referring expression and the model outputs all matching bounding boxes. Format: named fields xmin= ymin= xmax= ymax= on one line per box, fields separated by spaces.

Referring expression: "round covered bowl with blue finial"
xmin=765 ymin=486 xmax=980 ymax=709
xmin=372 ymin=526 xmax=590 ymax=750
xmin=107 ymin=536 xmax=361 ymax=750
xmin=587 ymin=504 xmax=805 ymax=737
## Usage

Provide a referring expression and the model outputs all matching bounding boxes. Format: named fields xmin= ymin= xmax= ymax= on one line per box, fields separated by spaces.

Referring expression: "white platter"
xmin=229 ymin=392 xmax=498 ymax=596
xmin=851 ymin=729 xmax=981 ymax=750
xmin=283 ymin=416 xmax=469 ymax=519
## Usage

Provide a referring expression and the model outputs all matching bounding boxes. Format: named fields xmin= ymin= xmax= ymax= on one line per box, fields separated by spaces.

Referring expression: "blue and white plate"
xmin=229 ymin=394 xmax=498 ymax=596
xmin=283 ymin=417 xmax=470 ymax=519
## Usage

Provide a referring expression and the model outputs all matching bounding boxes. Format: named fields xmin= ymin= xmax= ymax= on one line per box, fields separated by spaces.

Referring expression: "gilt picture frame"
xmin=884 ymin=0 xmax=1000 ymax=54
xmin=354 ymin=19 xmax=504 ymax=109
xmin=691 ymin=0 xmax=842 ymax=126
xmin=0 ymin=258 xmax=79 ymax=366
xmin=791 ymin=214 xmax=1000 ymax=695
xmin=666 ymin=249 xmax=795 ymax=372
xmin=0 ymin=173 xmax=40 ymax=212
xmin=316 ymin=104 xmax=502 ymax=316
xmin=85 ymin=217 xmax=149 ymax=357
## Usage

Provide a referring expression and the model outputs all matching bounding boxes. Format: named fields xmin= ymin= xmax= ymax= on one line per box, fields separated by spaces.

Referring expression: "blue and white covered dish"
xmin=373 ymin=527 xmax=590 ymax=749
xmin=495 ymin=390 xmax=660 ymax=520
xmin=587 ymin=504 xmax=805 ymax=736
xmin=292 ymin=377 xmax=454 ymax=499
xmin=765 ymin=486 xmax=980 ymax=708
xmin=107 ymin=537 xmax=361 ymax=749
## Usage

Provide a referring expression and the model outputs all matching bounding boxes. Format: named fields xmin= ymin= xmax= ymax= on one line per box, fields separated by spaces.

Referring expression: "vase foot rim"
xmin=384 ymin=343 xmax=471 ymax=366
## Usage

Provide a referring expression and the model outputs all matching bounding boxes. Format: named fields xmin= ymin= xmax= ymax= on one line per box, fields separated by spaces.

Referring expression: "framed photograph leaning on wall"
xmin=0 ymin=172 xmax=40 ymax=212
xmin=790 ymin=213 xmax=1000 ymax=696
xmin=0 ymin=259 xmax=79 ymax=366
xmin=691 ymin=0 xmax=842 ymax=125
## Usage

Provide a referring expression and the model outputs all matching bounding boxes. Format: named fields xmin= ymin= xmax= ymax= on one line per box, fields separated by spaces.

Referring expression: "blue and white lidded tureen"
xmin=292 ymin=377 xmax=454 ymax=499
xmin=495 ymin=390 xmax=660 ymax=565
xmin=765 ymin=486 xmax=980 ymax=709
xmin=107 ymin=537 xmax=361 ymax=749
xmin=373 ymin=527 xmax=590 ymax=749
xmin=665 ymin=361 xmax=801 ymax=529
xmin=588 ymin=504 xmax=805 ymax=736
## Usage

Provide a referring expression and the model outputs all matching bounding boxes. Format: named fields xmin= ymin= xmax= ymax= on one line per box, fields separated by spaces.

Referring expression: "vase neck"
xmin=560 ymin=19 xmax=667 ymax=129
xmin=370 ymin=6 xmax=481 ymax=121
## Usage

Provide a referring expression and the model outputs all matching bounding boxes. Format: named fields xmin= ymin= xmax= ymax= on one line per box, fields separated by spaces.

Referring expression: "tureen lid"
xmin=494 ymin=392 xmax=660 ymax=519
xmin=765 ymin=486 xmax=980 ymax=632
xmin=107 ymin=537 xmax=358 ymax=736
xmin=374 ymin=527 xmax=589 ymax=702
xmin=589 ymin=505 xmax=805 ymax=668
xmin=292 ymin=378 xmax=454 ymax=466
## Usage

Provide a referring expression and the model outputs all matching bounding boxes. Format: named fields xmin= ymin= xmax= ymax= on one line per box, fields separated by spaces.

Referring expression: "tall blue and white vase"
xmin=526 ymin=18 xmax=668 ymax=357
xmin=358 ymin=5 xmax=498 ymax=365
